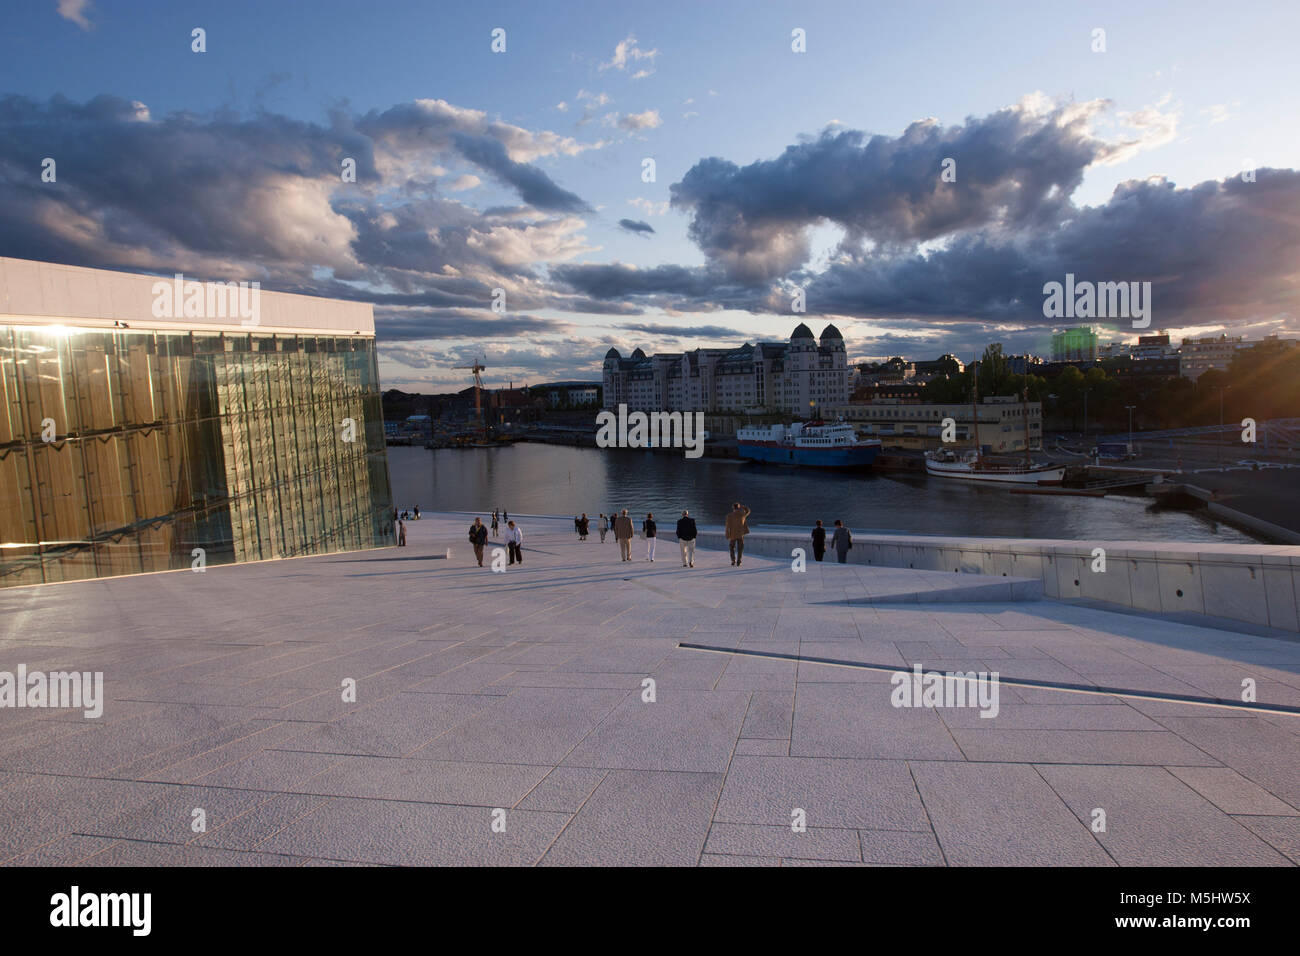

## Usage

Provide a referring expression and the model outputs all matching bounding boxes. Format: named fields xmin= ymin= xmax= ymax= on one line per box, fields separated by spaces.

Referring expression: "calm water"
xmin=386 ymin=444 xmax=1259 ymax=543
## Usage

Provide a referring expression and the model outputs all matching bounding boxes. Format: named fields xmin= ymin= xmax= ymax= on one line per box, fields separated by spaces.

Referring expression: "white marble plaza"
xmin=1 ymin=513 xmax=1298 ymax=866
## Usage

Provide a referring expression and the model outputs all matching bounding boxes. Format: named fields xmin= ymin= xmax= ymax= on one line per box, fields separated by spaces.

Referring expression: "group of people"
xmin=392 ymin=505 xmax=421 ymax=546
xmin=463 ymin=503 xmax=854 ymax=570
xmin=565 ymin=502 xmax=752 ymax=568
xmin=809 ymin=519 xmax=854 ymax=563
xmin=468 ymin=512 xmax=522 ymax=567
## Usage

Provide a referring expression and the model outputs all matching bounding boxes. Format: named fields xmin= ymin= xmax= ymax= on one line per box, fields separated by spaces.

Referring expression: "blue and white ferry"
xmin=736 ymin=420 xmax=882 ymax=469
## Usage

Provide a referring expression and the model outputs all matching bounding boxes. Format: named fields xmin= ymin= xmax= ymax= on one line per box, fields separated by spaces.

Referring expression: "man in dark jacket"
xmin=831 ymin=520 xmax=852 ymax=564
xmin=642 ymin=513 xmax=658 ymax=562
xmin=676 ymin=510 xmax=698 ymax=567
xmin=811 ymin=520 xmax=826 ymax=562
xmin=468 ymin=517 xmax=488 ymax=567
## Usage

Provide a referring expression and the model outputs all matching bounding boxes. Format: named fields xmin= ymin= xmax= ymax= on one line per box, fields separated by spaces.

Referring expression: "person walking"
xmin=811 ymin=520 xmax=826 ymax=562
xmin=643 ymin=513 xmax=657 ymax=561
xmin=676 ymin=510 xmax=697 ymax=567
xmin=413 ymin=505 xmax=420 ymax=519
xmin=598 ymin=513 xmax=609 ymax=543
xmin=725 ymin=501 xmax=751 ymax=567
xmin=578 ymin=513 xmax=590 ymax=541
xmin=574 ymin=515 xmax=581 ymax=536
xmin=503 ymin=510 xmax=508 ymax=523
xmin=831 ymin=519 xmax=852 ymax=564
xmin=491 ymin=512 xmax=499 ymax=536
xmin=614 ymin=509 xmax=634 ymax=562
xmin=468 ymin=516 xmax=488 ymax=567
xmin=505 ymin=520 xmax=523 ymax=565
xmin=397 ymin=518 xmax=407 ymax=547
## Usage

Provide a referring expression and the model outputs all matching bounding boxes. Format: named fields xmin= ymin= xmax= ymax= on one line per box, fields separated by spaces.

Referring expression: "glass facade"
xmin=0 ymin=326 xmax=393 ymax=588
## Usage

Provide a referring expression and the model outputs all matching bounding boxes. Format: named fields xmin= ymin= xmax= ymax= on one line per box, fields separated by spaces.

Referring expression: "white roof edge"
xmin=0 ymin=257 xmax=374 ymax=336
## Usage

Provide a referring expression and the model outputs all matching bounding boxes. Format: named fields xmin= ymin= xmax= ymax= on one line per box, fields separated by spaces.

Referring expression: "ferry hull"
xmin=739 ymin=443 xmax=880 ymax=469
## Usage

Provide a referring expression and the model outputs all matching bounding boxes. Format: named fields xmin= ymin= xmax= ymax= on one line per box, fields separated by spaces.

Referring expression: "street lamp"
xmin=1212 ymin=385 xmax=1230 ymax=465
xmin=1125 ymin=404 xmax=1136 ymax=455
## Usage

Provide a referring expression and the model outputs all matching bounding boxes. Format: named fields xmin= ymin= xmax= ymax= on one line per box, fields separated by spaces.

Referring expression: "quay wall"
xmin=695 ymin=529 xmax=1300 ymax=633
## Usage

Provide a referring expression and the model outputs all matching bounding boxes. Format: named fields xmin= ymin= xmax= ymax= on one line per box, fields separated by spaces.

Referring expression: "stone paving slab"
xmin=1 ymin=512 xmax=1298 ymax=866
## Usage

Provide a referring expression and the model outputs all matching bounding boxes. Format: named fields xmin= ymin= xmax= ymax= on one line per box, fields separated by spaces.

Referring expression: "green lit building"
xmin=1050 ymin=326 xmax=1099 ymax=363
xmin=0 ymin=257 xmax=393 ymax=589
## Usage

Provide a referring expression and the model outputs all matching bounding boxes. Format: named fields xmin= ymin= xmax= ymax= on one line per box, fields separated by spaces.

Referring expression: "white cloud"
xmin=628 ymin=198 xmax=669 ymax=216
xmin=445 ymin=174 xmax=481 ymax=191
xmin=619 ymin=109 xmax=662 ymax=131
xmin=56 ymin=0 xmax=92 ymax=30
xmin=600 ymin=35 xmax=658 ymax=76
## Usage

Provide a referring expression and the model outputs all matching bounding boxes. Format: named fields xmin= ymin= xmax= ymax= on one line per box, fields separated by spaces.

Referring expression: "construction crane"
xmin=455 ymin=359 xmax=487 ymax=431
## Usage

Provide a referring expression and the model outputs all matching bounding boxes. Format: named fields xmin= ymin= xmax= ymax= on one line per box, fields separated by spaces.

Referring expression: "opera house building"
xmin=0 ymin=257 xmax=393 ymax=589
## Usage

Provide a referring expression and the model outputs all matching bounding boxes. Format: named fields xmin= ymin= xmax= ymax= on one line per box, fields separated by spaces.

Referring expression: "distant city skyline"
xmin=1 ymin=0 xmax=1297 ymax=392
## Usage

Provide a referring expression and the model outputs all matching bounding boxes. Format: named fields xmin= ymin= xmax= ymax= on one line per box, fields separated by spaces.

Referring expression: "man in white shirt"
xmin=506 ymin=520 xmax=524 ymax=565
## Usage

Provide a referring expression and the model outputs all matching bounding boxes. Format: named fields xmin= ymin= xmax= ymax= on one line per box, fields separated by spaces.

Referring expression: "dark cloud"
xmin=375 ymin=310 xmax=568 ymax=342
xmin=617 ymin=218 xmax=654 ymax=235
xmin=450 ymin=133 xmax=590 ymax=213
xmin=616 ymin=322 xmax=745 ymax=338
xmin=803 ymin=170 xmax=1300 ymax=329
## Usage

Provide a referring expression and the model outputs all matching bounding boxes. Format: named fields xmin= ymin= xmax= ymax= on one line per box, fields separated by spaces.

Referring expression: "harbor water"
xmin=386 ymin=444 xmax=1260 ymax=543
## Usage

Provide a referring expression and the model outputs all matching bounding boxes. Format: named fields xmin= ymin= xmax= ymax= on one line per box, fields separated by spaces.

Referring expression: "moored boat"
xmin=737 ymin=420 xmax=881 ymax=469
xmin=924 ymin=448 xmax=1065 ymax=484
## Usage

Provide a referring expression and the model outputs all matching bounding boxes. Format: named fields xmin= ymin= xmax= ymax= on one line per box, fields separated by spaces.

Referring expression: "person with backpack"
xmin=831 ymin=519 xmax=852 ymax=564
xmin=675 ymin=510 xmax=698 ymax=567
xmin=811 ymin=520 xmax=826 ymax=562
xmin=642 ymin=513 xmax=657 ymax=561
xmin=468 ymin=517 xmax=488 ymax=567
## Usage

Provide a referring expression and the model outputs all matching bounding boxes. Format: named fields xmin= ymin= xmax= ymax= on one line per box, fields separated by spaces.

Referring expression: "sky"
xmin=1 ymin=0 xmax=1297 ymax=391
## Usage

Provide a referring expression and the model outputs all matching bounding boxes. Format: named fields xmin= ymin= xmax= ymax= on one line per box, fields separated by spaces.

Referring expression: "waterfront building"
xmin=0 ymin=257 xmax=392 ymax=589
xmin=1133 ymin=332 xmax=1178 ymax=362
xmin=543 ymin=381 xmax=601 ymax=408
xmin=602 ymin=323 xmax=850 ymax=414
xmin=824 ymin=396 xmax=1044 ymax=453
xmin=1051 ymin=326 xmax=1099 ymax=363
xmin=1180 ymin=333 xmax=1246 ymax=380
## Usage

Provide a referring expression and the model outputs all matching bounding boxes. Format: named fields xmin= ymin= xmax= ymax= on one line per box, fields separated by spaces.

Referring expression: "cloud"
xmin=600 ymin=35 xmax=658 ymax=75
xmin=56 ymin=0 xmax=92 ymax=30
xmin=627 ymin=198 xmax=669 ymax=217
xmin=449 ymin=133 xmax=590 ymax=212
xmin=669 ymin=95 xmax=1177 ymax=282
xmin=376 ymin=310 xmax=569 ymax=342
xmin=799 ymin=169 xmax=1300 ymax=329
xmin=617 ymin=322 xmax=746 ymax=338
xmin=618 ymin=218 xmax=655 ymax=236
xmin=445 ymin=173 xmax=481 ymax=191
xmin=619 ymin=109 xmax=662 ymax=131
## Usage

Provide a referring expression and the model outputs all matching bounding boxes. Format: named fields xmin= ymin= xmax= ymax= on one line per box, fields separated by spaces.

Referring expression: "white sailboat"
xmin=925 ymin=355 xmax=1065 ymax=485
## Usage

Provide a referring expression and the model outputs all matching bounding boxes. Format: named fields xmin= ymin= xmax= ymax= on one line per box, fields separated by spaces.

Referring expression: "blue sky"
xmin=2 ymin=0 xmax=1297 ymax=389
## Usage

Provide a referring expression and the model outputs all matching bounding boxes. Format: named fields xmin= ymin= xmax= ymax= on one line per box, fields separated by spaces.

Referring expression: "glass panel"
xmin=0 ymin=327 xmax=393 ymax=588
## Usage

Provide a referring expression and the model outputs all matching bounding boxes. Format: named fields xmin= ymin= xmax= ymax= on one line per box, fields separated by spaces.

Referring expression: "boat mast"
xmin=1022 ymin=353 xmax=1032 ymax=468
xmin=970 ymin=354 xmax=980 ymax=461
